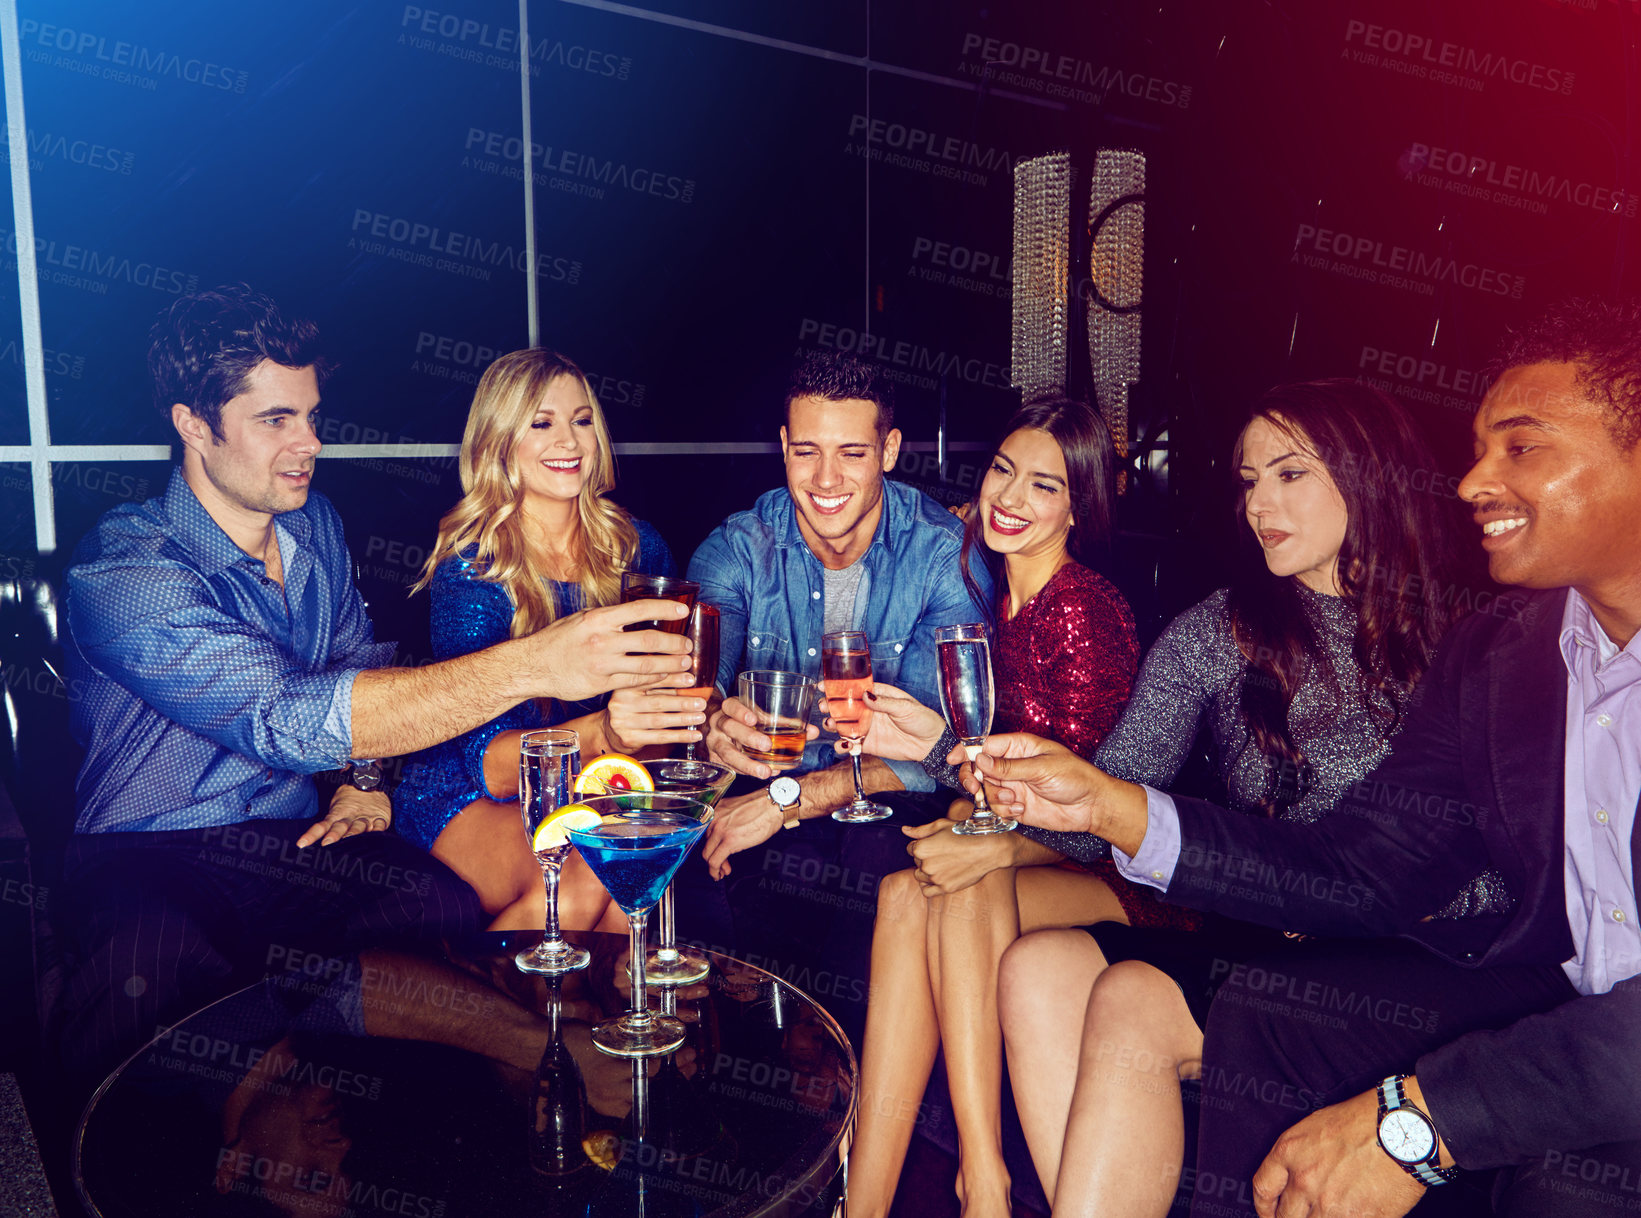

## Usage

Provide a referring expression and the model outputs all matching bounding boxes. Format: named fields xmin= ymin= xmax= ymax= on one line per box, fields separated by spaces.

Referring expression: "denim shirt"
xmin=687 ymin=480 xmax=989 ymax=791
xmin=65 ymin=469 xmax=395 ymax=833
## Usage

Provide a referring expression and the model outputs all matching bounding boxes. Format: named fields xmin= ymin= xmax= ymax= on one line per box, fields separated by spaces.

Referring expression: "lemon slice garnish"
xmin=531 ymin=805 xmax=603 ymax=852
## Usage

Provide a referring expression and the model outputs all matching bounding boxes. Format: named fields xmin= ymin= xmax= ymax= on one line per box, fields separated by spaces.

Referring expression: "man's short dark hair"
xmin=1492 ymin=296 xmax=1641 ymax=448
xmin=148 ymin=284 xmax=330 ymax=440
xmin=782 ymin=350 xmax=895 ymax=441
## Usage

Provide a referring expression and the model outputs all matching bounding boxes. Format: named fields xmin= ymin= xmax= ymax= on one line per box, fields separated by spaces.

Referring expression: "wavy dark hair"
xmin=1226 ymin=380 xmax=1462 ymax=815
xmin=959 ymin=398 xmax=1118 ymax=619
xmin=148 ymin=283 xmax=331 ymax=440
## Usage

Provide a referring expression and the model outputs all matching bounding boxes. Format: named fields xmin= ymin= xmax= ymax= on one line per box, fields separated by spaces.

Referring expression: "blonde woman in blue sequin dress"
xmin=391 ymin=350 xmax=703 ymax=931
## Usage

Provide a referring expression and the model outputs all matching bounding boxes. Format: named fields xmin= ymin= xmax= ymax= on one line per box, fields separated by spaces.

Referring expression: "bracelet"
xmin=920 ymin=725 xmax=964 ymax=790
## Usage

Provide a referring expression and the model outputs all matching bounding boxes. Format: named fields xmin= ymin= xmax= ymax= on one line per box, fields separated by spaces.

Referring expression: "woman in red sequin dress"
xmin=848 ymin=399 xmax=1162 ymax=1218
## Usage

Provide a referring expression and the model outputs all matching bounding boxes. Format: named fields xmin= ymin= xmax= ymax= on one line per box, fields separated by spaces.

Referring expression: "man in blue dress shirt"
xmin=977 ymin=298 xmax=1641 ymax=1216
xmin=58 ymin=285 xmax=692 ymax=1082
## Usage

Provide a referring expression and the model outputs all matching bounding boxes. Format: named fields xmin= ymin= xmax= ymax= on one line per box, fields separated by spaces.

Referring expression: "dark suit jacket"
xmin=1164 ymin=589 xmax=1641 ymax=1169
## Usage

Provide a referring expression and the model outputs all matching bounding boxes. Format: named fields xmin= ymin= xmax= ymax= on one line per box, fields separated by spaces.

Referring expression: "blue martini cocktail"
xmin=566 ymin=793 xmax=711 ymax=1057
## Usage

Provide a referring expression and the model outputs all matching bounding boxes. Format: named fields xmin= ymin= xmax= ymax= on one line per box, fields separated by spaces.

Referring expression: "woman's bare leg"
xmin=429 ymin=798 xmax=622 ymax=933
xmin=1049 ymin=961 xmax=1203 ymax=1218
xmin=997 ymin=927 xmax=1109 ymax=1201
xmin=846 ymin=868 xmax=939 ymax=1218
xmin=932 ymin=868 xmax=1126 ymax=1217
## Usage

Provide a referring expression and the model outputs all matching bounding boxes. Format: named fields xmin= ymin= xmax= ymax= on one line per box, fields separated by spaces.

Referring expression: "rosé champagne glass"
xmin=823 ymin=630 xmax=891 ymax=823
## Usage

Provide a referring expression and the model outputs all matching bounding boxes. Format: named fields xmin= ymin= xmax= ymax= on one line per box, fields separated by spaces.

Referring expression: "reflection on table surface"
xmin=75 ymin=931 xmax=857 ymax=1218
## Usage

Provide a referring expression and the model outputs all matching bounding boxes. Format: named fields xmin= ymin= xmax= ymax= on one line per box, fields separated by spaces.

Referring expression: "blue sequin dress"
xmin=392 ymin=518 xmax=675 ymax=850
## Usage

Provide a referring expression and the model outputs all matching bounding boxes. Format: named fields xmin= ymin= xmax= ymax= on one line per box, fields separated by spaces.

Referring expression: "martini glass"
xmin=516 ymin=729 xmax=592 ymax=974
xmin=566 ymin=793 xmax=712 ymax=1057
xmin=641 ymin=760 xmax=732 ymax=985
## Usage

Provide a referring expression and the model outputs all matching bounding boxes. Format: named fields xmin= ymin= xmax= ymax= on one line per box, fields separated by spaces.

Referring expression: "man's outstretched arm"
xmin=349 ymin=599 xmax=693 ymax=758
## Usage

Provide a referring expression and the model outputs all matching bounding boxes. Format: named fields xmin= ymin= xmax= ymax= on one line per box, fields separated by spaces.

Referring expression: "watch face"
xmin=1379 ymin=1109 xmax=1435 ymax=1164
xmin=770 ymin=776 xmax=801 ymax=806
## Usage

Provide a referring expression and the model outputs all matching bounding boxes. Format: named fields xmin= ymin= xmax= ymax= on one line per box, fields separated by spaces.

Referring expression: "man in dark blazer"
xmin=973 ymin=299 xmax=1641 ymax=1216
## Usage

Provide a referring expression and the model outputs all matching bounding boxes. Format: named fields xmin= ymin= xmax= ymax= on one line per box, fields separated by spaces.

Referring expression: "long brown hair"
xmin=412 ymin=349 xmax=636 ymax=637
xmin=1226 ymin=380 xmax=1462 ymax=815
xmin=959 ymin=398 xmax=1118 ymax=619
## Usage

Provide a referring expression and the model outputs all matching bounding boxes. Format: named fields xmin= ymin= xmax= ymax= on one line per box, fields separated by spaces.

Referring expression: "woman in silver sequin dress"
xmin=991 ymin=381 xmax=1494 ymax=1218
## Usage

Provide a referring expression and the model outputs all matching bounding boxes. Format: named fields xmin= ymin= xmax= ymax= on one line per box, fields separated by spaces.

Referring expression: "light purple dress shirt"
xmin=1113 ymin=588 xmax=1640 ymax=997
xmin=1555 ymin=590 xmax=1641 ymax=995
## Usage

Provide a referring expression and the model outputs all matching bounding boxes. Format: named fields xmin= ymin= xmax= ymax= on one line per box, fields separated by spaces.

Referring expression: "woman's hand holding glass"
xmin=823 ymin=681 xmax=946 ymax=763
xmin=601 ymin=676 xmax=710 ymax=755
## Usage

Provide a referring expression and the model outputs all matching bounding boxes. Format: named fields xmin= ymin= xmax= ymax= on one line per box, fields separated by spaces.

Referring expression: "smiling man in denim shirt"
xmin=688 ymin=351 xmax=987 ymax=879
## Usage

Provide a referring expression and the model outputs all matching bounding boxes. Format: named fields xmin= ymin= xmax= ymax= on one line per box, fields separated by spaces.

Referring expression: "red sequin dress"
xmin=995 ymin=562 xmax=1200 ymax=931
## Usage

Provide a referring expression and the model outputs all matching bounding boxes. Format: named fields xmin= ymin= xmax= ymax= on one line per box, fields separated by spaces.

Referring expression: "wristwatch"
xmin=1376 ymin=1075 xmax=1456 ymax=1187
xmin=768 ymin=776 xmax=802 ymax=830
xmin=348 ymin=759 xmax=385 ymax=793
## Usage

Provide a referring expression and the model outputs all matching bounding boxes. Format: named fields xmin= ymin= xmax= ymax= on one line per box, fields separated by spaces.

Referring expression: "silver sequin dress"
xmin=1020 ymin=586 xmax=1511 ymax=920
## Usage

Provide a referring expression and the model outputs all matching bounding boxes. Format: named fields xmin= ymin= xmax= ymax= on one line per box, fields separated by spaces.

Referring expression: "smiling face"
xmin=1237 ymin=414 xmax=1350 ymax=595
xmin=979 ymin=427 xmax=1074 ymax=561
xmin=513 ymin=374 xmax=599 ymax=506
xmin=781 ymin=395 xmax=902 ymax=568
xmin=1458 ymin=361 xmax=1641 ymax=605
xmin=175 ymin=359 xmax=322 ymax=538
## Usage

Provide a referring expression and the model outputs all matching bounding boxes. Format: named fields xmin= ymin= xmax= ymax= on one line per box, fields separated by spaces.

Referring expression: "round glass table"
xmin=74 ymin=931 xmax=856 ymax=1217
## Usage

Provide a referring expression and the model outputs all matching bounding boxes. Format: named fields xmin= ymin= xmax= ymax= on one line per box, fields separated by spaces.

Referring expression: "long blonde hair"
xmin=413 ymin=348 xmax=637 ymax=638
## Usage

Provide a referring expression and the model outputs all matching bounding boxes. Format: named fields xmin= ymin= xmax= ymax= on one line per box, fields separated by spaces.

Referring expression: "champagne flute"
xmin=823 ymin=630 xmax=891 ymax=823
xmin=642 ymin=760 xmax=732 ymax=985
xmin=516 ymin=729 xmax=593 ymax=974
xmin=566 ymin=793 xmax=713 ymax=1057
xmin=935 ymin=624 xmax=1016 ymax=835
xmin=660 ymin=603 xmax=720 ymax=783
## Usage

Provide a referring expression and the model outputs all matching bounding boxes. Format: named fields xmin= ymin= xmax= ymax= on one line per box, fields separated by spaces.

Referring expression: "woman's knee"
xmin=998 ymin=929 xmax=1091 ymax=1022
xmin=875 ymin=868 xmax=925 ymax=926
xmin=1083 ymin=960 xmax=1200 ymax=1076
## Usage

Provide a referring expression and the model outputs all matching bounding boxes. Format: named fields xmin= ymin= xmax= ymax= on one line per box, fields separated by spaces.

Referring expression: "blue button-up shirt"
xmin=65 ymin=469 xmax=394 ymax=833
xmin=687 ymin=479 xmax=989 ymax=792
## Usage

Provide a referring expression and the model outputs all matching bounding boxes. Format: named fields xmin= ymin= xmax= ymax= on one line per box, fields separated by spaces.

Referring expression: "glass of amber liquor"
xmin=619 ymin=572 xmax=699 ymax=636
xmin=736 ymin=670 xmax=815 ymax=769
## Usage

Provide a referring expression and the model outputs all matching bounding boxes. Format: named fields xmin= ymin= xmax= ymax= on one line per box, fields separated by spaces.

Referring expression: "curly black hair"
xmin=1491 ymin=297 xmax=1641 ymax=448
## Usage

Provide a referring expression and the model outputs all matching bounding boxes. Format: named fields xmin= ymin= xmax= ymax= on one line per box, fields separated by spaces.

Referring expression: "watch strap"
xmin=768 ymin=779 xmax=801 ymax=830
xmin=1377 ymin=1075 xmax=1457 ymax=1186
